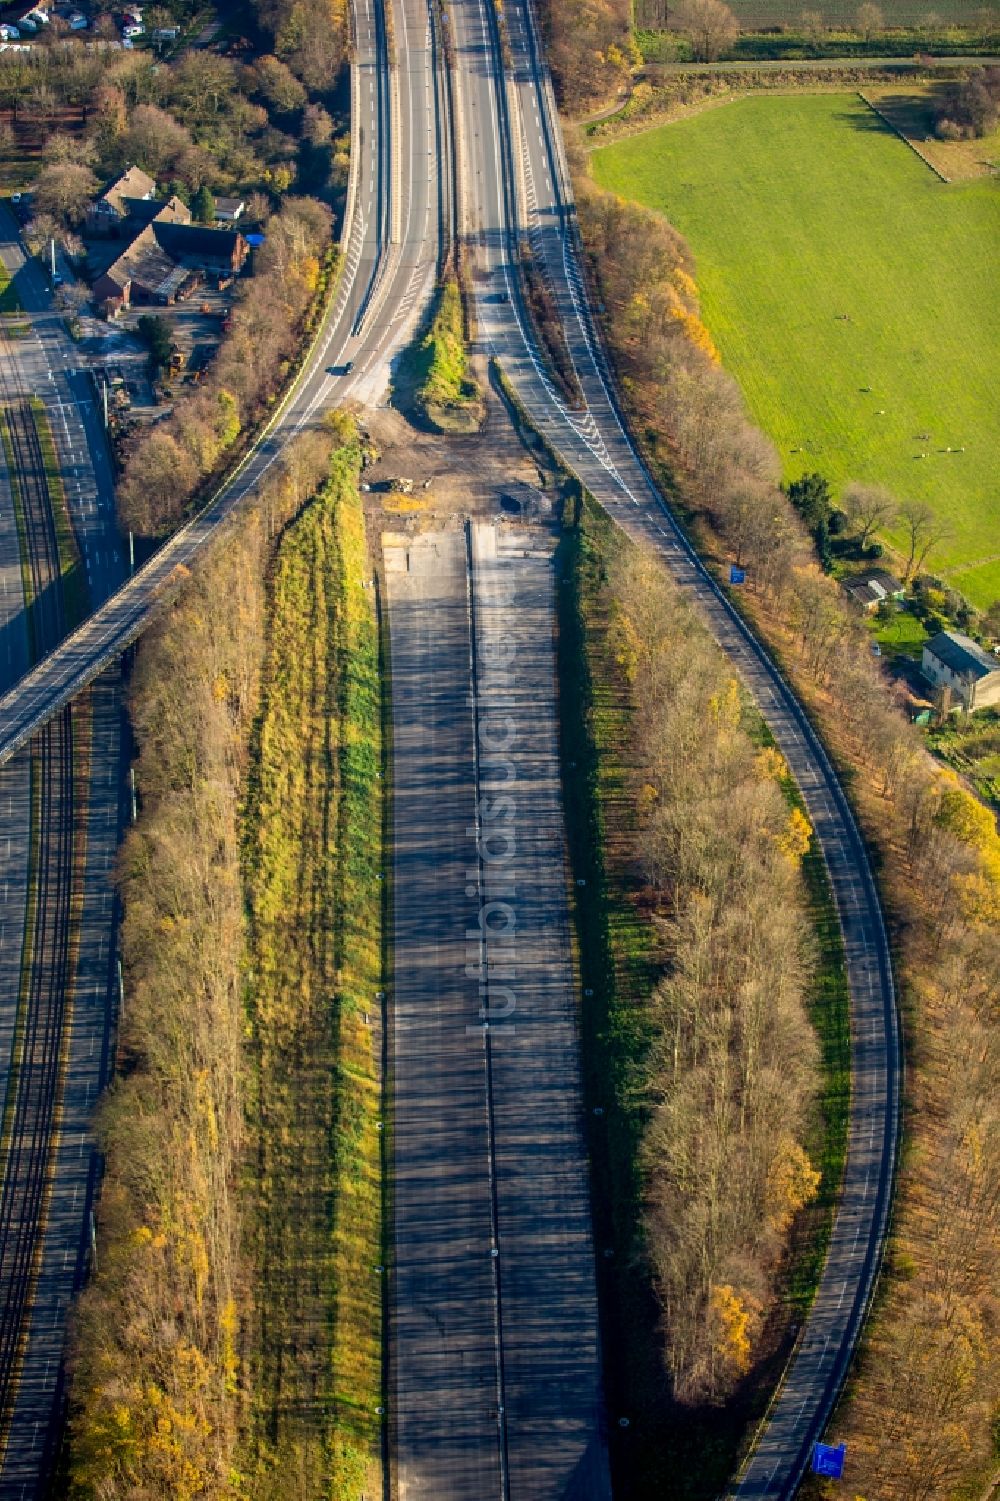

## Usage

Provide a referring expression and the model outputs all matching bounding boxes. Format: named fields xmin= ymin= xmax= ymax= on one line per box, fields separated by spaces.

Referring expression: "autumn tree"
xmin=537 ymin=0 xmax=635 ymax=112
xmin=673 ymin=0 xmax=739 ymax=61
xmin=800 ymin=9 xmax=825 ymax=44
xmin=253 ymin=53 xmax=308 ymax=113
xmin=843 ymin=480 xmax=898 ymax=550
xmin=117 ymin=103 xmax=193 ymax=179
xmin=598 ymin=546 xmax=820 ymax=1404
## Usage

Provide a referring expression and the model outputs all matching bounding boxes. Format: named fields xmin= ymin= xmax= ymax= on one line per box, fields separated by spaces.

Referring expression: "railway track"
xmin=0 ymin=710 xmax=74 ymax=1445
xmin=0 ymin=309 xmax=80 ymax=1459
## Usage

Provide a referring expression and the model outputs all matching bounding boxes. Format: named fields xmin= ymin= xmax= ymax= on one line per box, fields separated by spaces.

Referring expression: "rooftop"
xmin=924 ymin=630 xmax=999 ymax=681
xmin=102 ymin=165 xmax=156 ymax=215
xmin=841 ymin=569 xmax=904 ymax=607
xmin=120 ymin=194 xmax=192 ymax=229
xmin=154 ymin=221 xmax=245 ymax=261
xmin=103 ymin=224 xmax=178 ymax=298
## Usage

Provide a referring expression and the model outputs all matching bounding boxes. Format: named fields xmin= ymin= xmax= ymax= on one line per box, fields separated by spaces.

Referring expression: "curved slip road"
xmin=449 ymin=0 xmax=901 ymax=1493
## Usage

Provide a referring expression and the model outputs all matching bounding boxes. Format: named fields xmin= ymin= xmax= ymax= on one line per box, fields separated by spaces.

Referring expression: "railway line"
xmin=0 ymin=330 xmax=81 ymax=1462
xmin=0 ymin=709 xmax=74 ymax=1450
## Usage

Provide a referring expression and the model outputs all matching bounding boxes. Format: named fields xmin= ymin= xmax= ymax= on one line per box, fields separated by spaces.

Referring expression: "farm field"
xmin=713 ymin=0 xmax=991 ymax=26
xmin=590 ymin=93 xmax=1000 ymax=608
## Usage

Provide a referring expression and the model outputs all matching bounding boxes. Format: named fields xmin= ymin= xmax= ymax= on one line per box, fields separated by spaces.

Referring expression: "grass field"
xmin=591 ymin=93 xmax=1000 ymax=608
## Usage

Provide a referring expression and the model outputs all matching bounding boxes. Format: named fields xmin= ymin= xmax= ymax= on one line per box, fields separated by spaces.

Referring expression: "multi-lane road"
xmin=0 ymin=0 xmax=440 ymax=769
xmin=386 ymin=523 xmax=611 ymax=1499
xmin=0 ymin=0 xmax=899 ymax=1495
xmin=449 ymin=0 xmax=900 ymax=1494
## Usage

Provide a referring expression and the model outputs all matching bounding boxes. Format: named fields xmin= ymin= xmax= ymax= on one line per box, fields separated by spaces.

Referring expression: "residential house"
xmin=841 ymin=569 xmax=905 ymax=614
xmin=213 ymin=196 xmax=245 ymax=223
xmin=117 ymin=194 xmax=192 ymax=231
xmin=86 ymin=165 xmax=156 ymax=236
xmin=921 ymin=630 xmax=1000 ymax=712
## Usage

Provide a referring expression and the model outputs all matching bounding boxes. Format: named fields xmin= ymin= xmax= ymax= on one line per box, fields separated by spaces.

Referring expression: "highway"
xmin=385 ymin=523 xmax=610 ymax=1500
xmin=0 ymin=0 xmax=899 ymax=1490
xmin=0 ymin=0 xmax=440 ymax=768
xmin=448 ymin=0 xmax=900 ymax=1493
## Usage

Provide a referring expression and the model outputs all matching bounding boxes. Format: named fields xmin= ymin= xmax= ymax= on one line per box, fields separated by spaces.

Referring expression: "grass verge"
xmin=243 ymin=435 xmax=382 ymax=1500
xmin=518 ymin=242 xmax=585 ymax=409
xmin=0 ymin=261 xmax=23 ymax=314
xmin=396 ymin=274 xmax=483 ymax=433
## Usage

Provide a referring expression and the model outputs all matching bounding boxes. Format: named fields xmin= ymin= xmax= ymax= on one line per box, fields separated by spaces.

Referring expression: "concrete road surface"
xmin=386 ymin=523 xmax=610 ymax=1500
xmin=448 ymin=0 xmax=901 ymax=1493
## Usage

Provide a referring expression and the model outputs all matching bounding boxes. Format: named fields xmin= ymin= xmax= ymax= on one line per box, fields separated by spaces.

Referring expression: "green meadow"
xmin=591 ymin=93 xmax=1000 ymax=607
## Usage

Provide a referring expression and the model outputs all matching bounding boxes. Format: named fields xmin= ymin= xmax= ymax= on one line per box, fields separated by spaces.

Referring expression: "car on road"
xmin=327 ymin=360 xmax=353 ymax=377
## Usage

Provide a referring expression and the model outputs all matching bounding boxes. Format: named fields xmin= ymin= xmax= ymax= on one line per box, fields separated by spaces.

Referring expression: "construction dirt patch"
xmin=360 ymin=363 xmax=562 ymax=538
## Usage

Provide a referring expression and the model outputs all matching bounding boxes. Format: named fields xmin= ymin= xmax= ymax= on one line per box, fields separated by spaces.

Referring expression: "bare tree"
xmin=856 ymin=0 xmax=884 ymax=40
xmin=31 ymin=162 xmax=98 ymax=227
xmin=899 ymin=499 xmax=952 ymax=582
xmin=843 ymin=481 xmax=898 ymax=550
xmin=673 ymin=0 xmax=739 ymax=61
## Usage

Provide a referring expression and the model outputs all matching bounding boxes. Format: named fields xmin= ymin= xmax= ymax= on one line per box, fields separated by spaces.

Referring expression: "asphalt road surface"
xmin=449 ymin=0 xmax=900 ymax=1493
xmin=0 ymin=0 xmax=900 ymax=1489
xmin=386 ymin=523 xmax=610 ymax=1501
xmin=0 ymin=0 xmax=440 ymax=767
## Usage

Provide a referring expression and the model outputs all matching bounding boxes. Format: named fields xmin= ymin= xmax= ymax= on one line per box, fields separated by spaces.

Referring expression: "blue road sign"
xmin=730 ymin=565 xmax=746 ymax=585
xmin=812 ymin=1442 xmax=846 ymax=1478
